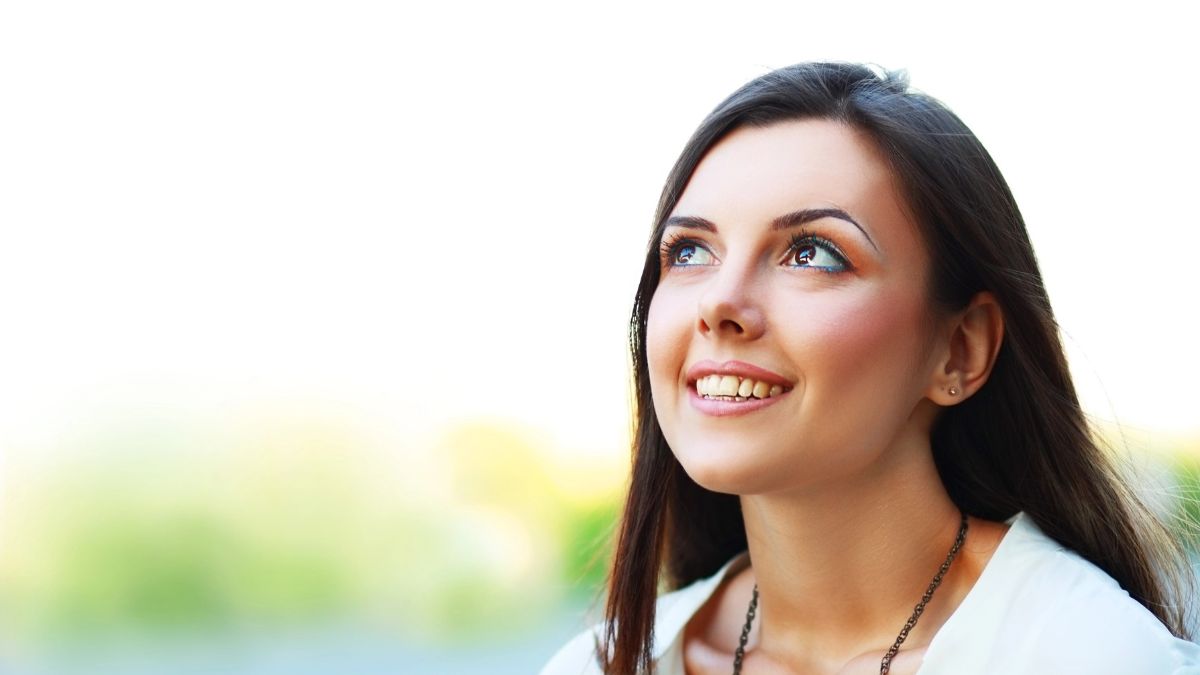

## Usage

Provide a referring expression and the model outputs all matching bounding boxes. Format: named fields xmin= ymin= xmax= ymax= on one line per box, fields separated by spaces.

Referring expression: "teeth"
xmin=707 ymin=375 xmax=722 ymax=393
xmin=695 ymin=374 xmax=788 ymax=401
xmin=737 ymin=378 xmax=753 ymax=397
xmin=718 ymin=375 xmax=740 ymax=396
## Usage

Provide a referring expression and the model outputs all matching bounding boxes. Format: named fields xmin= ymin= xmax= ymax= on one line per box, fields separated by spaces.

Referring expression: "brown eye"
xmin=792 ymin=244 xmax=816 ymax=266
xmin=784 ymin=235 xmax=848 ymax=271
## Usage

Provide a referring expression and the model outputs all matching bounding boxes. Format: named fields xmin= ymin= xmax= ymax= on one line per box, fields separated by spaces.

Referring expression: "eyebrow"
xmin=664 ymin=208 xmax=879 ymax=251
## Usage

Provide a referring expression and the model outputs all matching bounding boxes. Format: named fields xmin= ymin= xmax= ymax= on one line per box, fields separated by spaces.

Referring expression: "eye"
xmin=660 ymin=235 xmax=716 ymax=267
xmin=785 ymin=234 xmax=849 ymax=272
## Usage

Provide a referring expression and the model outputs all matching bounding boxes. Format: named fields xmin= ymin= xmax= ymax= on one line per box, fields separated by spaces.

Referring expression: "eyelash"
xmin=658 ymin=231 xmax=703 ymax=266
xmin=658 ymin=230 xmax=852 ymax=273
xmin=785 ymin=231 xmax=851 ymax=273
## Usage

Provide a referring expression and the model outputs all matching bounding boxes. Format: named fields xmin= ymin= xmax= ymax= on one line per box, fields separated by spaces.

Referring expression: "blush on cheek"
xmin=797 ymin=291 xmax=927 ymax=381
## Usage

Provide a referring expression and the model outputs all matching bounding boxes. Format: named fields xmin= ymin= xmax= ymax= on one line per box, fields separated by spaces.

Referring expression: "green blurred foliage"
xmin=0 ymin=415 xmax=624 ymax=650
xmin=1172 ymin=457 xmax=1200 ymax=552
xmin=560 ymin=502 xmax=620 ymax=601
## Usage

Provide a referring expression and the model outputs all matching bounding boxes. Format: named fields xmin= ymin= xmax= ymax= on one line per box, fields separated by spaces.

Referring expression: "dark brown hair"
xmin=601 ymin=62 xmax=1194 ymax=673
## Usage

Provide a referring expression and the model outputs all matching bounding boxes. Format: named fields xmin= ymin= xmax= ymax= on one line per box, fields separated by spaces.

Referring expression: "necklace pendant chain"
xmin=731 ymin=513 xmax=969 ymax=675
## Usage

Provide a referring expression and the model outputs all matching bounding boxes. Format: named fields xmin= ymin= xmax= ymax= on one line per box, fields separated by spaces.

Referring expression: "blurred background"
xmin=1 ymin=1 xmax=1197 ymax=673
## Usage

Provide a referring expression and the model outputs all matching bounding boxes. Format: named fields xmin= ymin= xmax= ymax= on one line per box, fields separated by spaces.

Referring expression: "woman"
xmin=542 ymin=62 xmax=1198 ymax=674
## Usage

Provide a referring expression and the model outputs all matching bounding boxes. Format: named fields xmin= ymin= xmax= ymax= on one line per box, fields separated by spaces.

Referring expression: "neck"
xmin=739 ymin=437 xmax=963 ymax=665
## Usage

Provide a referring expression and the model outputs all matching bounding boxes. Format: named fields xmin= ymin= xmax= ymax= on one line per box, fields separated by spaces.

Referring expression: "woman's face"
xmin=646 ymin=119 xmax=946 ymax=495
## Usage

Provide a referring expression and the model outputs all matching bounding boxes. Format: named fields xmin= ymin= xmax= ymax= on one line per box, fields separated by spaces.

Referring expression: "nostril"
xmin=697 ymin=299 xmax=762 ymax=338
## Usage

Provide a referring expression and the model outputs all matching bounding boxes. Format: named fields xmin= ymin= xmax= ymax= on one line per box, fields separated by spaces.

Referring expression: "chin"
xmin=671 ymin=444 xmax=774 ymax=496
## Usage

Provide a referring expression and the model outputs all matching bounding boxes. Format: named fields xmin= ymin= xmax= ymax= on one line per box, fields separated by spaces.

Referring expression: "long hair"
xmin=601 ymin=62 xmax=1194 ymax=674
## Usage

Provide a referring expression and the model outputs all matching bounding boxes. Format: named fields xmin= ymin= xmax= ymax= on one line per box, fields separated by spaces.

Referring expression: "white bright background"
xmin=2 ymin=2 xmax=1197 ymax=469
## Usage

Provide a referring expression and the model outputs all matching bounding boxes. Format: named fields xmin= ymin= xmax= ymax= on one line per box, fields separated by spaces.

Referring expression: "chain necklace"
xmin=732 ymin=513 xmax=968 ymax=675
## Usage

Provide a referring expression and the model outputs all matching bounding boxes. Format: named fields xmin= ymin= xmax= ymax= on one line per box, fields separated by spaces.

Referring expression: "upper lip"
xmin=685 ymin=359 xmax=794 ymax=388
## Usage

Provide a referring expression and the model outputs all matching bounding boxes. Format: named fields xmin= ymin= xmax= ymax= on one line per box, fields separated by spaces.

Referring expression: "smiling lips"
xmin=685 ymin=360 xmax=794 ymax=414
xmin=695 ymin=374 xmax=784 ymax=400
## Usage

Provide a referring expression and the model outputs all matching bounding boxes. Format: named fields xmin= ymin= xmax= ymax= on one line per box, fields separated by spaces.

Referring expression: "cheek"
xmin=790 ymin=288 xmax=930 ymax=385
xmin=645 ymin=289 xmax=689 ymax=392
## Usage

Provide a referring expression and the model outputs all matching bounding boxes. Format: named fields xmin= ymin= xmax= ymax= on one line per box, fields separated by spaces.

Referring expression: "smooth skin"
xmin=646 ymin=120 xmax=1008 ymax=674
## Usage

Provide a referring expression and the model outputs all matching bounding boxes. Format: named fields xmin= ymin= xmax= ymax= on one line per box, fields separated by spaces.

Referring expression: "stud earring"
xmin=948 ymin=386 xmax=960 ymax=396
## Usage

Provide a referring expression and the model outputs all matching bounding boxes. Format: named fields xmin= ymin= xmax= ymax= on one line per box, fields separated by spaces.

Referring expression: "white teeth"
xmin=704 ymin=374 xmax=721 ymax=394
xmin=718 ymin=375 xmax=740 ymax=396
xmin=695 ymin=374 xmax=788 ymax=401
xmin=737 ymin=378 xmax=754 ymax=397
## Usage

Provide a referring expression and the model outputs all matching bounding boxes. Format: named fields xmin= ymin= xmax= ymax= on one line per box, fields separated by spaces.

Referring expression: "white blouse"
xmin=540 ymin=513 xmax=1200 ymax=674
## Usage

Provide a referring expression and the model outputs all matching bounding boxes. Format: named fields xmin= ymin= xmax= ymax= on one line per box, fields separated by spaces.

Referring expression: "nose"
xmin=696 ymin=263 xmax=765 ymax=340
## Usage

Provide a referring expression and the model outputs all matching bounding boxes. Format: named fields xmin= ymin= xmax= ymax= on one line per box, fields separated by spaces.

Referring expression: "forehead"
xmin=672 ymin=119 xmax=918 ymax=250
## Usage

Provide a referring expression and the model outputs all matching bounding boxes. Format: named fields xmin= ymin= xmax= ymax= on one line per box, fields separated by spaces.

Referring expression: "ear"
xmin=926 ymin=291 xmax=1005 ymax=406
